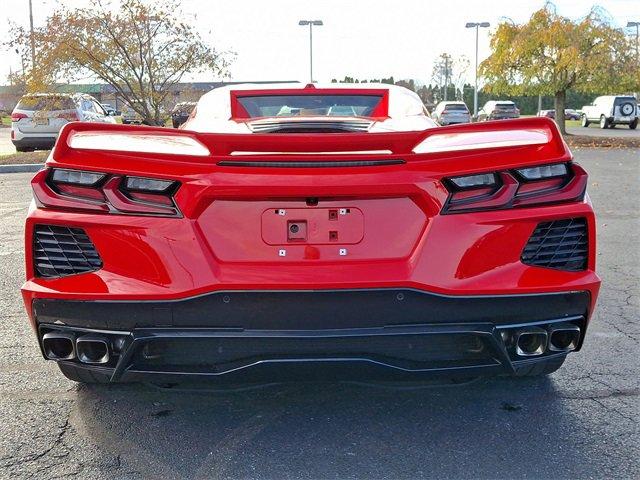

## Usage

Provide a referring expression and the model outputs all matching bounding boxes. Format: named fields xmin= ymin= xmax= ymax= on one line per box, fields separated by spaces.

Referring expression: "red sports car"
xmin=22 ymin=83 xmax=600 ymax=384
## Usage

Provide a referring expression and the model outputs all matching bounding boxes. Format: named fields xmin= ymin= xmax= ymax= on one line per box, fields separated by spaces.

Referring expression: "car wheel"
xmin=599 ymin=115 xmax=609 ymax=129
xmin=58 ymin=362 xmax=111 ymax=384
xmin=15 ymin=145 xmax=33 ymax=152
xmin=512 ymin=355 xmax=566 ymax=377
xmin=620 ymin=102 xmax=636 ymax=117
xmin=630 ymin=119 xmax=638 ymax=130
xmin=581 ymin=115 xmax=590 ymax=127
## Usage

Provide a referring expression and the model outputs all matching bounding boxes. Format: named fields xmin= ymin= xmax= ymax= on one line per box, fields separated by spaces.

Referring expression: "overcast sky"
xmin=1 ymin=0 xmax=638 ymax=86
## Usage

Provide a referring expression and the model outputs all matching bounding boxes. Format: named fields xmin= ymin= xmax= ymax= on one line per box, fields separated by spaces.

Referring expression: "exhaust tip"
xmin=548 ymin=324 xmax=581 ymax=352
xmin=42 ymin=332 xmax=76 ymax=360
xmin=515 ymin=327 xmax=548 ymax=357
xmin=76 ymin=335 xmax=110 ymax=364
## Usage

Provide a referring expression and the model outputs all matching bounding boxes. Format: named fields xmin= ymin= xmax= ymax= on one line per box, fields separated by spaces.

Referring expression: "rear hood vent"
xmin=247 ymin=117 xmax=373 ymax=133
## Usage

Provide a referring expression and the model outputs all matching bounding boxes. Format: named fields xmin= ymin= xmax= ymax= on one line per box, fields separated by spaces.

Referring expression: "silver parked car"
xmin=431 ymin=101 xmax=471 ymax=125
xmin=11 ymin=93 xmax=116 ymax=152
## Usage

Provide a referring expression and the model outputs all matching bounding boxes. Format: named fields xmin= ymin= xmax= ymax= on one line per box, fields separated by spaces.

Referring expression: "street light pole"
xmin=627 ymin=22 xmax=639 ymax=100
xmin=465 ymin=21 xmax=490 ymax=118
xmin=299 ymin=20 xmax=323 ymax=83
xmin=627 ymin=22 xmax=639 ymax=63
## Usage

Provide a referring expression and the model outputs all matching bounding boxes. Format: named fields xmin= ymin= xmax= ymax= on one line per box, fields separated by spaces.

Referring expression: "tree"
xmin=431 ymin=53 xmax=469 ymax=102
xmin=7 ymin=0 xmax=231 ymax=125
xmin=480 ymin=4 xmax=638 ymax=134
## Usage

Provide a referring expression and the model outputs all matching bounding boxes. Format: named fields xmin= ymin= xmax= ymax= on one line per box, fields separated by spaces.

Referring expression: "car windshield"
xmin=237 ymin=94 xmax=383 ymax=118
xmin=17 ymin=96 xmax=75 ymax=111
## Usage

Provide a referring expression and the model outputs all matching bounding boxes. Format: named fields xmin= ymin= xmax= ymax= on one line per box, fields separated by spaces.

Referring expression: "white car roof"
xmin=187 ymin=82 xmax=436 ymax=133
xmin=196 ymin=82 xmax=426 ymax=118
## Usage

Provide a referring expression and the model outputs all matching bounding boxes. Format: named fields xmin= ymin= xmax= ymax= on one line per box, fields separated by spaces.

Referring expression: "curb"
xmin=0 ymin=164 xmax=43 ymax=173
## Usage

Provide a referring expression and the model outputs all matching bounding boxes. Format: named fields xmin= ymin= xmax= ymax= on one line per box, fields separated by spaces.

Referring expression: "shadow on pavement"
xmin=72 ymin=376 xmax=598 ymax=479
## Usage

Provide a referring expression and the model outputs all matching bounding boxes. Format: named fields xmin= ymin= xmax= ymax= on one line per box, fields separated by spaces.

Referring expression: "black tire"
xmin=15 ymin=145 xmax=33 ymax=152
xmin=122 ymin=120 xmax=129 ymax=125
xmin=512 ymin=355 xmax=566 ymax=377
xmin=599 ymin=115 xmax=609 ymax=129
xmin=581 ymin=115 xmax=590 ymax=127
xmin=630 ymin=119 xmax=638 ymax=130
xmin=58 ymin=362 xmax=111 ymax=384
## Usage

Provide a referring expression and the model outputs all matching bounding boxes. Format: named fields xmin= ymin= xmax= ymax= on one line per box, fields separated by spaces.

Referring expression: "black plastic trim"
xmin=32 ymin=288 xmax=591 ymax=331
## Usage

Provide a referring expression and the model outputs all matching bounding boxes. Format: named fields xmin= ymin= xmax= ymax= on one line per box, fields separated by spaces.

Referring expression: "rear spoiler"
xmin=51 ymin=117 xmax=570 ymax=166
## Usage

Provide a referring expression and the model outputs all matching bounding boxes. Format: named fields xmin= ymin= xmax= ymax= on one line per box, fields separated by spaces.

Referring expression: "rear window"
xmin=237 ymin=95 xmax=383 ymax=118
xmin=495 ymin=102 xmax=516 ymax=109
xmin=444 ymin=104 xmax=469 ymax=111
xmin=16 ymin=96 xmax=75 ymax=111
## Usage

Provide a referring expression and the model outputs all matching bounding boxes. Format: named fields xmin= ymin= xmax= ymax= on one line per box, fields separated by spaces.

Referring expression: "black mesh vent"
xmin=34 ymin=225 xmax=102 ymax=278
xmin=521 ymin=218 xmax=588 ymax=271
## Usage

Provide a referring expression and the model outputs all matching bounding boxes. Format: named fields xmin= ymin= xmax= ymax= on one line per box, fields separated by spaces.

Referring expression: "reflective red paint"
xmin=22 ymin=118 xmax=600 ymax=335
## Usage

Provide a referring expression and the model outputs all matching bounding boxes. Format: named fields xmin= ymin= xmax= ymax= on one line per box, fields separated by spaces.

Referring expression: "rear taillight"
xmin=442 ymin=162 xmax=587 ymax=214
xmin=57 ymin=112 xmax=80 ymax=121
xmin=32 ymin=168 xmax=181 ymax=217
xmin=11 ymin=112 xmax=28 ymax=122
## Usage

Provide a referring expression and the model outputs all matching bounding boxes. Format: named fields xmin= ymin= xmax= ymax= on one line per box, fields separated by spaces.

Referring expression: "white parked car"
xmin=11 ymin=93 xmax=116 ymax=152
xmin=431 ymin=101 xmax=471 ymax=125
xmin=580 ymin=95 xmax=638 ymax=129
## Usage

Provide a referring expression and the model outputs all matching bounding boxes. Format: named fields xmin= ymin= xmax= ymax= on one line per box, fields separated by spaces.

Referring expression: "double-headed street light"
xmin=465 ymin=21 xmax=490 ymax=118
xmin=299 ymin=20 xmax=323 ymax=83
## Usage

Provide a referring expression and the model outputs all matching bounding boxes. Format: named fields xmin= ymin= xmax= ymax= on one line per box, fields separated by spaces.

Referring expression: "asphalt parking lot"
xmin=566 ymin=125 xmax=640 ymax=138
xmin=0 ymin=149 xmax=638 ymax=479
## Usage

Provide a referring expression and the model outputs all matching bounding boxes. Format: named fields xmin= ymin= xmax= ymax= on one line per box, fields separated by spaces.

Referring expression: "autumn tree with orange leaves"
xmin=7 ymin=0 xmax=232 ymax=125
xmin=480 ymin=5 xmax=638 ymax=134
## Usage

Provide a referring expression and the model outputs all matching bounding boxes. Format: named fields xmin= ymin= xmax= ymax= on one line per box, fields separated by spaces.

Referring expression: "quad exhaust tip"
xmin=42 ymin=332 xmax=76 ymax=360
xmin=548 ymin=323 xmax=581 ymax=352
xmin=514 ymin=327 xmax=548 ymax=357
xmin=76 ymin=335 xmax=110 ymax=364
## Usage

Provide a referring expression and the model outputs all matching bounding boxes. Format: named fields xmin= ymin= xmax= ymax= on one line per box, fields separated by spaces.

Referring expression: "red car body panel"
xmin=22 ymin=114 xmax=600 ymax=382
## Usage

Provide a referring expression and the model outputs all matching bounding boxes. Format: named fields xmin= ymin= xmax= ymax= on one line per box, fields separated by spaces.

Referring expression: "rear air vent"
xmin=521 ymin=218 xmax=588 ymax=271
xmin=33 ymin=225 xmax=102 ymax=278
xmin=247 ymin=118 xmax=373 ymax=133
xmin=218 ymin=159 xmax=404 ymax=168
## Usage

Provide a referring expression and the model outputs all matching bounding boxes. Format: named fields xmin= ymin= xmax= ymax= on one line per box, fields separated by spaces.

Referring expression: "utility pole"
xmin=28 ymin=0 xmax=36 ymax=70
xmin=298 ymin=20 xmax=323 ymax=83
xmin=538 ymin=94 xmax=542 ymax=115
xmin=16 ymin=48 xmax=26 ymax=88
xmin=465 ymin=22 xmax=490 ymax=118
xmin=444 ymin=55 xmax=449 ymax=101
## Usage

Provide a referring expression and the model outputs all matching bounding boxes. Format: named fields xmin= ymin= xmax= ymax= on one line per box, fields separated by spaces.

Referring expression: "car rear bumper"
xmin=439 ymin=116 xmax=471 ymax=125
xmin=610 ymin=116 xmax=638 ymax=124
xmin=33 ymin=288 xmax=591 ymax=383
xmin=12 ymin=136 xmax=57 ymax=149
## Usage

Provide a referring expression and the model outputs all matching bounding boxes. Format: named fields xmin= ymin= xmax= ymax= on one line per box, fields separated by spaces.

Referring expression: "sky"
xmin=1 ymin=0 xmax=638 ymax=86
